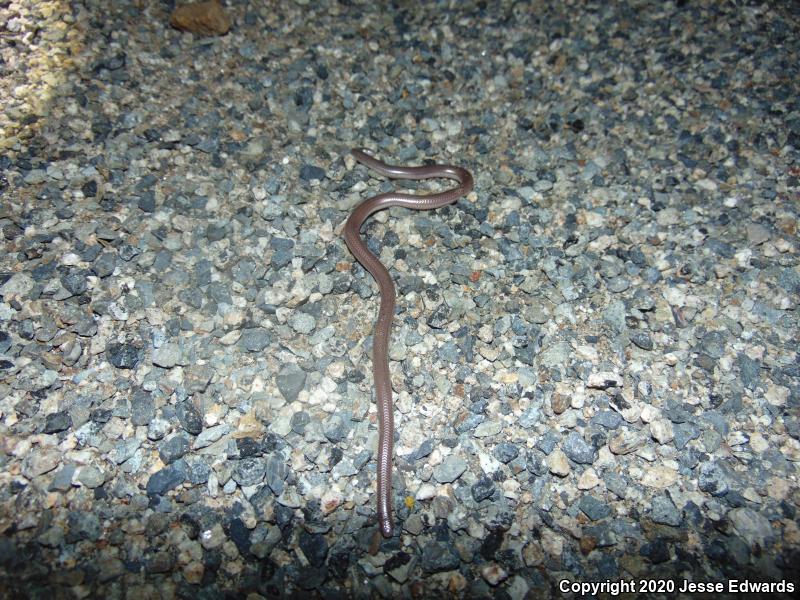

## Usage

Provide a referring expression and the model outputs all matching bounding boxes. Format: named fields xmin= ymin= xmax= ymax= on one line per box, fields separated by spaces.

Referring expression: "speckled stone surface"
xmin=1 ymin=0 xmax=799 ymax=598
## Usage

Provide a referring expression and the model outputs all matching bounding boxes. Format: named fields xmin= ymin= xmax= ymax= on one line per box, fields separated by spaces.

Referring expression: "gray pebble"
xmin=110 ymin=438 xmax=141 ymax=465
xmin=76 ymin=465 xmax=105 ymax=488
xmin=206 ymin=222 xmax=227 ymax=241
xmin=455 ymin=413 xmax=485 ymax=433
xmin=737 ymin=353 xmax=761 ymax=389
xmin=471 ymin=476 xmax=496 ymax=502
xmin=537 ymin=431 xmax=560 ymax=454
xmin=66 ymin=512 xmax=102 ymax=542
xmin=106 ymin=342 xmax=141 ymax=370
xmin=176 ymin=401 xmax=203 ymax=435
xmin=265 ymin=455 xmax=288 ymax=495
xmin=192 ymin=424 xmax=229 ymax=449
xmin=299 ymin=164 xmax=325 ymax=181
xmin=60 ymin=269 xmax=89 ymax=296
xmin=603 ymin=300 xmax=627 ymax=334
xmin=673 ymin=422 xmax=700 ymax=450
xmin=606 ymin=276 xmax=630 ymax=293
xmin=233 ymin=457 xmax=267 ymax=487
xmin=240 ymin=328 xmax=271 ymax=352
xmin=385 ymin=551 xmax=416 ymax=583
xmin=492 ymin=442 xmax=519 ymax=464
xmin=159 ymin=435 xmax=190 ymax=464
xmin=421 ymin=541 xmax=460 ymax=573
xmin=604 ymin=472 xmax=627 ymax=499
xmin=152 ymin=343 xmax=184 ymax=368
xmin=526 ymin=450 xmax=548 ymax=476
xmin=130 ymin=389 xmax=155 ymax=426
xmin=700 ymin=331 xmax=727 ymax=359
xmin=352 ymin=449 xmax=371 ymax=471
xmin=651 ymin=496 xmax=682 ymax=526
xmin=433 ymin=456 xmax=467 ymax=483
xmin=578 ymin=495 xmax=612 ymax=521
xmin=698 ymin=461 xmax=731 ymax=497
xmin=49 ymin=464 xmax=76 ymax=492
xmin=563 ymin=432 xmax=597 ymax=464
xmin=410 ymin=439 xmax=434 ymax=462
xmin=403 ymin=514 xmax=425 ymax=536
xmin=92 ymin=252 xmax=117 ymax=278
xmin=291 ymin=410 xmax=310 ymax=434
xmin=277 ymin=364 xmax=307 ymax=401
xmin=184 ymin=457 xmax=211 ymax=484
xmin=331 ymin=458 xmax=358 ymax=478
xmin=288 ymin=312 xmax=316 ymax=334
xmin=270 ymin=237 xmax=295 ymax=268
xmin=145 ymin=460 xmax=187 ymax=496
xmin=298 ymin=530 xmax=328 ymax=567
xmin=591 ymin=410 xmax=622 ymax=430
xmin=43 ymin=411 xmax=72 ymax=434
xmin=323 ymin=414 xmax=347 ymax=443
xmin=137 ymin=192 xmax=156 ymax=213
xmin=0 ymin=331 xmax=10 ymax=354
xmin=728 ymin=507 xmax=773 ymax=548
xmin=147 ymin=417 xmax=171 ymax=441
xmin=630 ymin=332 xmax=654 ymax=351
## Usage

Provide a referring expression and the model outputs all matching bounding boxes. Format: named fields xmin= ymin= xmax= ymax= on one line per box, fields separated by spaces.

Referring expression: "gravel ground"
xmin=1 ymin=0 xmax=799 ymax=598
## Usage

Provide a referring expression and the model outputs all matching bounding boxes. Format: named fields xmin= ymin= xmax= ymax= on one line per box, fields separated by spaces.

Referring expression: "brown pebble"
xmin=551 ymin=392 xmax=570 ymax=414
xmin=170 ymin=0 xmax=231 ymax=36
xmin=579 ymin=535 xmax=597 ymax=555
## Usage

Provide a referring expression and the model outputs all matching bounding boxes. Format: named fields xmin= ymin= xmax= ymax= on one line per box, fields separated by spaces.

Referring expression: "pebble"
xmin=152 ymin=343 xmax=184 ymax=368
xmin=130 ymin=390 xmax=156 ymax=426
xmin=673 ymin=422 xmax=701 ymax=450
xmin=233 ymin=458 xmax=267 ymax=487
xmin=650 ymin=496 xmax=682 ymax=527
xmin=471 ymin=477 xmax=496 ymax=502
xmin=176 ymin=401 xmax=204 ymax=435
xmin=630 ymin=332 xmax=654 ymax=351
xmin=650 ymin=420 xmax=674 ymax=445
xmin=422 ymin=541 xmax=460 ymax=573
xmin=385 ymin=552 xmax=416 ymax=583
xmin=240 ymin=328 xmax=271 ymax=352
xmin=159 ymin=435 xmax=190 ymax=464
xmin=587 ymin=372 xmax=622 ymax=390
xmin=546 ymin=449 xmax=571 ymax=477
xmin=192 ymin=424 xmax=229 ymax=449
xmin=288 ymin=312 xmax=316 ymax=334
xmin=578 ymin=495 xmax=612 ymax=521
xmin=276 ymin=364 xmax=307 ymax=401
xmin=698 ymin=461 xmax=732 ymax=497
xmin=22 ymin=448 xmax=60 ymax=478
xmin=43 ymin=411 xmax=72 ymax=434
xmin=265 ymin=455 xmax=288 ymax=495
xmin=433 ymin=456 xmax=468 ymax=484
xmin=562 ymin=432 xmax=596 ymax=464
xmin=146 ymin=461 xmax=187 ymax=496
xmin=106 ymin=342 xmax=141 ymax=370
xmin=609 ymin=430 xmax=644 ymax=455
xmin=577 ymin=468 xmax=601 ymax=490
xmin=298 ymin=531 xmax=328 ymax=568
xmin=728 ymin=508 xmax=774 ymax=548
xmin=474 ymin=420 xmax=502 ymax=438
xmin=492 ymin=442 xmax=519 ymax=464
xmin=76 ymin=465 xmax=105 ymax=488
xmin=641 ymin=466 xmax=679 ymax=489
xmin=481 ymin=563 xmax=509 ymax=586
xmin=49 ymin=465 xmax=75 ymax=492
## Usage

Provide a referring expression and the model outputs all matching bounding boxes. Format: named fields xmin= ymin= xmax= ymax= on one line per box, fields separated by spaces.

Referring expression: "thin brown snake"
xmin=343 ymin=148 xmax=474 ymax=537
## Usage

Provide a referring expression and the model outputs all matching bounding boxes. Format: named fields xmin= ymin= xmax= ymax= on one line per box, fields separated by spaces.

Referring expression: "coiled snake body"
xmin=343 ymin=148 xmax=474 ymax=537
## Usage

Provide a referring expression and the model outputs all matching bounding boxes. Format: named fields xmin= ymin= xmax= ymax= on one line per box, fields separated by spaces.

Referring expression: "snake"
xmin=343 ymin=148 xmax=474 ymax=537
